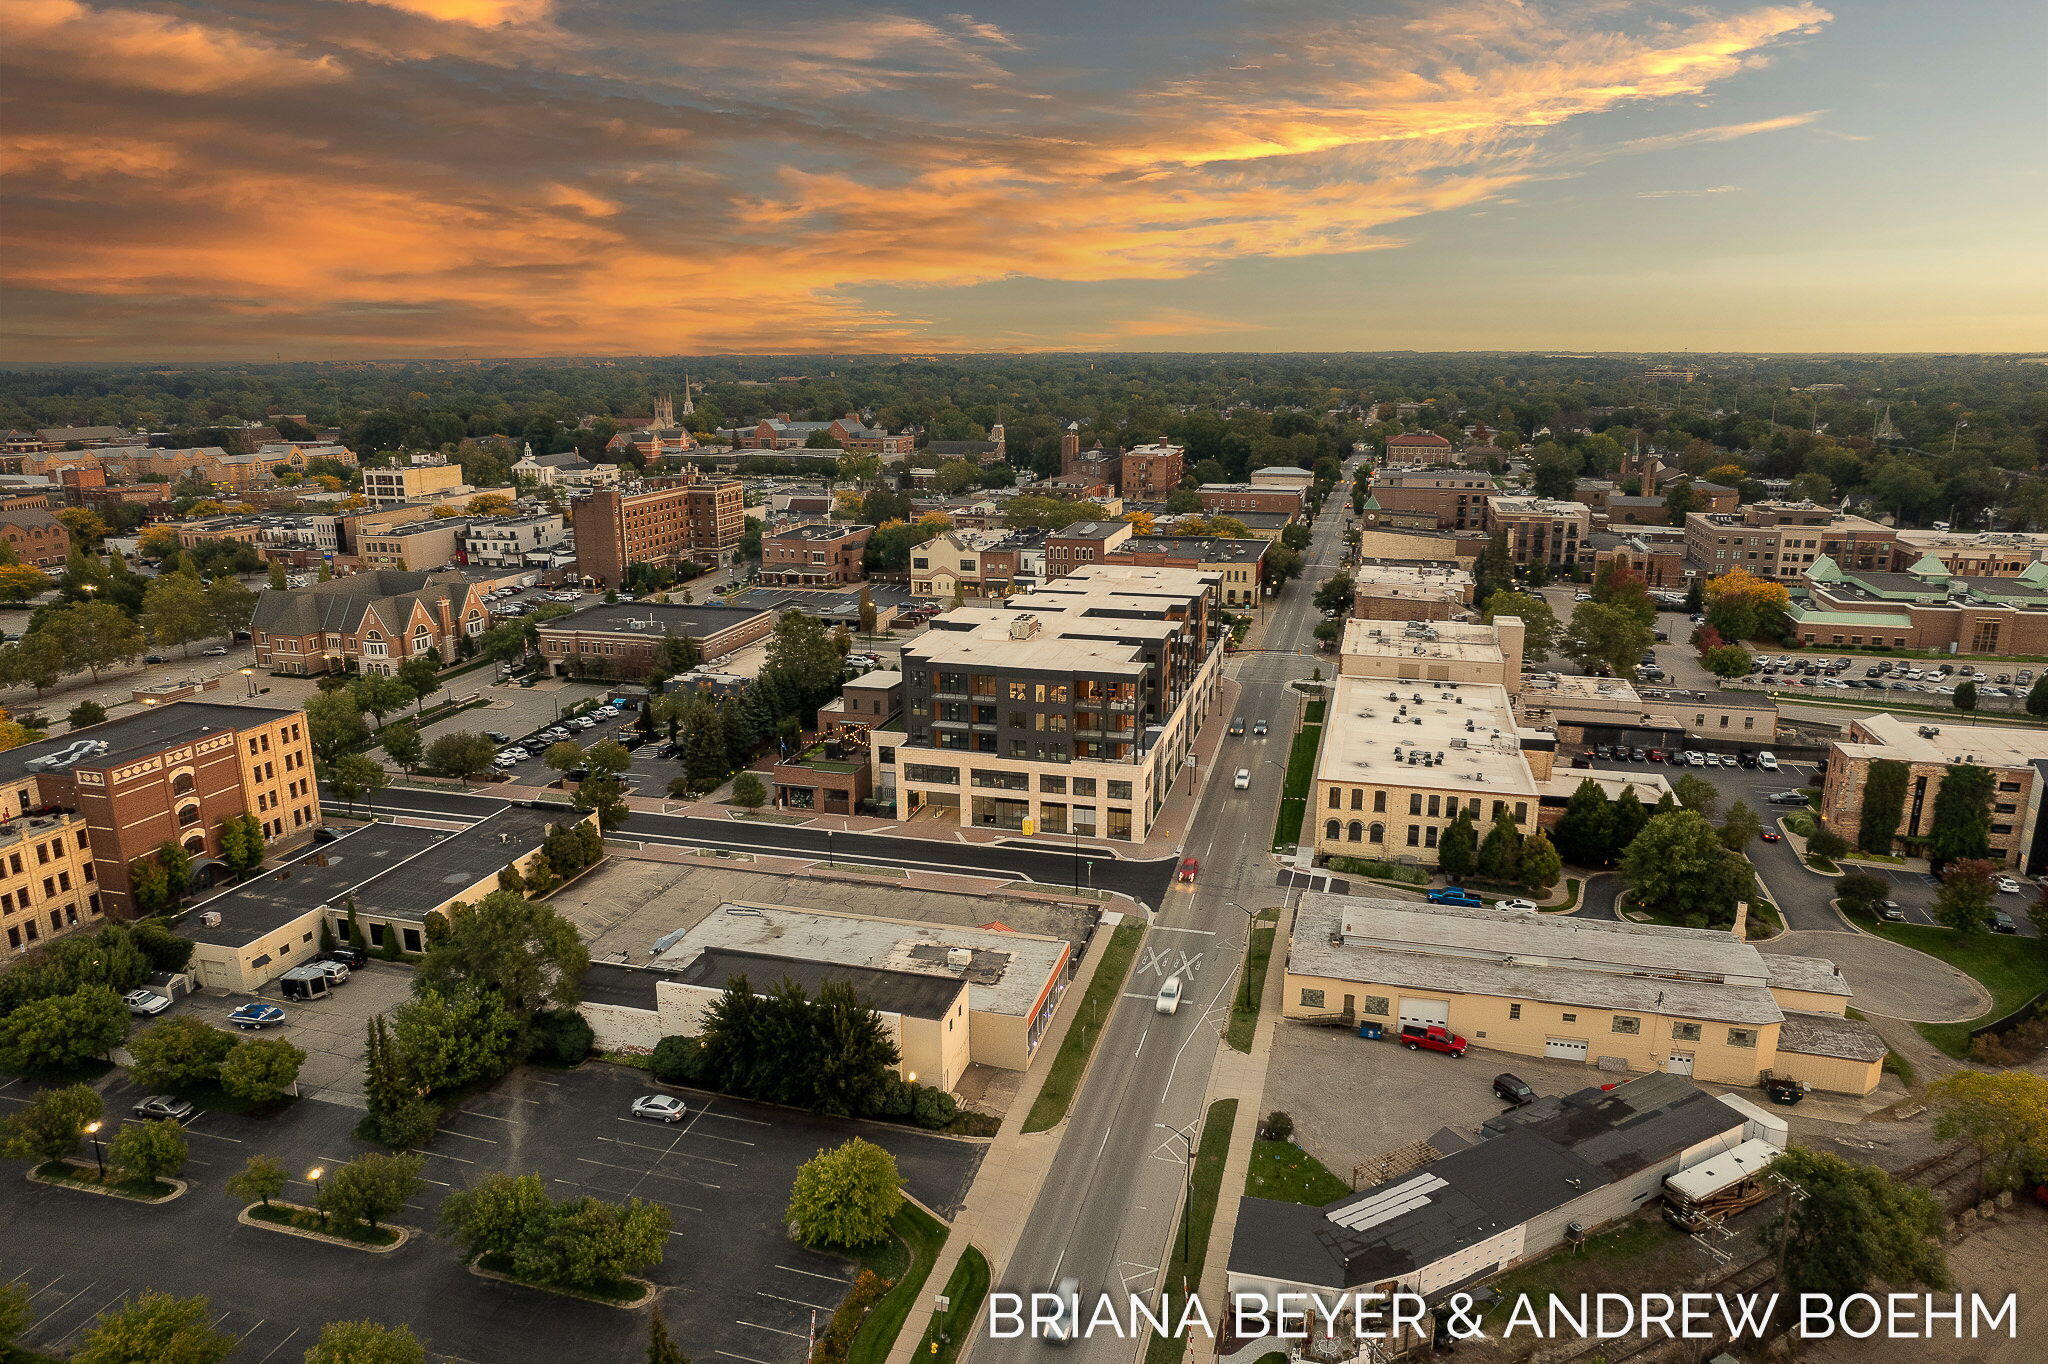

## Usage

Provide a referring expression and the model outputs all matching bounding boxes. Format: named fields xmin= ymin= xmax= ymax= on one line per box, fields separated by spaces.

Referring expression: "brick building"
xmin=1381 ymin=431 xmax=1454 ymax=467
xmin=0 ymin=506 xmax=70 ymax=569
xmin=1118 ymin=443 xmax=1185 ymax=501
xmin=1197 ymin=483 xmax=1303 ymax=519
xmin=569 ymin=469 xmax=745 ymax=586
xmin=1485 ymin=495 xmax=1591 ymax=567
xmin=535 ymin=600 xmax=775 ymax=679
xmin=1791 ymin=554 xmax=2048 ymax=654
xmin=1 ymin=702 xmax=319 ymax=938
xmin=1348 ymin=562 xmax=1474 ymax=622
xmin=250 ymin=569 xmax=490 ymax=675
xmin=1818 ymin=714 xmax=2048 ymax=871
xmin=760 ymin=522 xmax=873 ymax=587
xmin=1045 ymin=521 xmax=1133 ymax=579
xmin=1684 ymin=502 xmax=1894 ymax=583
xmin=1589 ymin=528 xmax=1690 ymax=590
xmin=1360 ymin=471 xmax=1494 ymax=531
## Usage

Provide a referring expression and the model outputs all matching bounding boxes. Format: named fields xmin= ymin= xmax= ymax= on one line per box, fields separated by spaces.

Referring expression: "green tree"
xmin=0 ymin=630 xmax=68 ymax=693
xmin=327 ymin=752 xmax=389 ymax=812
xmin=1835 ymin=871 xmax=1889 ymax=911
xmin=1719 ymin=800 xmax=1763 ymax=852
xmin=1479 ymin=589 xmax=1560 ymax=662
xmin=1772 ymin=1148 xmax=1947 ymax=1304
xmin=1475 ymin=807 xmax=1522 ymax=883
xmin=139 ymin=572 xmax=213 ymax=655
xmin=584 ymin=739 xmax=632 ymax=778
xmin=219 ymin=1037 xmax=305 ymax=1105
xmin=0 ymin=563 xmax=52 ymax=605
xmin=2027 ymin=674 xmax=2048 ymax=718
xmin=1931 ymin=858 xmax=1997 ymax=934
xmin=1311 ymin=574 xmax=1352 ymax=614
xmin=1518 ymin=829 xmax=1562 ymax=892
xmin=1953 ymin=679 xmax=1978 ymax=711
xmin=0 ymin=985 xmax=129 ymax=1075
xmin=225 ymin=1153 xmax=287 ymax=1209
xmin=416 ymin=890 xmax=589 ymax=1020
xmin=204 ymin=576 xmax=257 ymax=641
xmin=1606 ymin=788 xmax=1649 ymax=857
xmin=1672 ymin=773 xmax=1720 ymax=819
xmin=1 ymin=1083 xmax=102 ymax=1164
xmin=351 ymin=674 xmax=412 ymax=727
xmin=1550 ymin=778 xmax=1612 ymax=868
xmin=423 ymin=731 xmax=496 ymax=780
xmin=73 ymin=1291 xmax=236 ymax=1364
xmin=645 ymin=1314 xmax=689 ymax=1364
xmin=40 ymin=600 xmax=146 ymax=681
xmin=1857 ymin=759 xmax=1909 ymax=854
xmin=268 ymin=561 xmax=288 ymax=590
xmin=440 ymin=1171 xmax=552 ymax=1262
xmin=109 ymin=1118 xmax=188 ymax=1185
xmin=544 ymin=739 xmax=586 ymax=774
xmin=390 ymin=987 xmax=523 ymax=1093
xmin=380 ymin=720 xmax=423 ymax=774
xmin=1927 ymin=1072 xmax=2048 ymax=1196
xmin=785 ymin=1138 xmax=904 ymax=1249
xmin=1589 ymin=561 xmax=1656 ymax=626
xmin=573 ymin=771 xmax=629 ymax=830
xmin=803 ymin=982 xmax=903 ymax=1117
xmin=1620 ymin=810 xmax=1750 ymax=928
xmin=304 ymin=1321 xmax=429 ymax=1364
xmin=395 ymin=655 xmax=441 ymax=711
xmin=731 ymin=772 xmax=767 ymax=810
xmin=307 ymin=689 xmax=369 ymax=762
xmin=217 ymin=811 xmax=267 ymax=878
xmin=1435 ymin=808 xmax=1478 ymax=879
xmin=0 ymin=1281 xmax=30 ymax=1352
xmin=318 ymin=1152 xmax=424 ymax=1231
xmin=1564 ymin=600 xmax=1655 ymax=680
xmin=128 ymin=1016 xmax=240 ymax=1091
xmin=68 ymin=699 xmax=108 ymax=730
xmin=1702 ymin=644 xmax=1754 ymax=679
xmin=514 ymin=1195 xmax=672 ymax=1290
xmin=1927 ymin=763 xmax=1994 ymax=868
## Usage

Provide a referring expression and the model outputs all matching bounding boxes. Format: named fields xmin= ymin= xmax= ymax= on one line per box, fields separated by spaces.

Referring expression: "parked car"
xmin=200 ymin=645 xmax=229 ymax=657
xmin=1497 ymin=899 xmax=1539 ymax=913
xmin=630 ymin=1094 xmax=687 ymax=1123
xmin=1155 ymin=976 xmax=1184 ymax=1015
xmin=1233 ymin=768 xmax=1251 ymax=790
xmin=323 ymin=946 xmax=368 ymax=968
xmin=485 ymin=731 xmax=512 ymax=744
xmin=1400 ymin=1023 xmax=1467 ymax=1057
xmin=1992 ymin=912 xmax=2018 ymax=934
xmin=1763 ymin=1074 xmax=1807 ymax=1105
xmin=123 ymin=989 xmax=171 ymax=1017
xmin=132 ymin=1095 xmax=197 ymax=1122
xmin=227 ymin=1002 xmax=286 ymax=1030
xmin=1425 ymin=888 xmax=1483 ymax=908
xmin=310 ymin=959 xmax=350 ymax=982
xmin=1879 ymin=901 xmax=1907 ymax=921
xmin=1492 ymin=1073 xmax=1536 ymax=1106
xmin=1997 ymin=876 xmax=2023 ymax=895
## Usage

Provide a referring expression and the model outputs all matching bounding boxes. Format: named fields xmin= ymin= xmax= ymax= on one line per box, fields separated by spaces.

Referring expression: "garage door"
xmin=1398 ymin=998 xmax=1449 ymax=1030
xmin=1664 ymin=1053 xmax=1694 ymax=1075
xmin=1546 ymin=1037 xmax=1589 ymax=1061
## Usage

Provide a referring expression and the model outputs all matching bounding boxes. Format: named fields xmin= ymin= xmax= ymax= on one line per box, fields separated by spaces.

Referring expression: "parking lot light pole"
xmin=84 ymin=1120 xmax=104 ymax=1179
xmin=1155 ymin=1120 xmax=1198 ymax=1282
xmin=240 ymin=665 xmax=256 ymax=697
xmin=308 ymin=1166 xmax=326 ymax=1226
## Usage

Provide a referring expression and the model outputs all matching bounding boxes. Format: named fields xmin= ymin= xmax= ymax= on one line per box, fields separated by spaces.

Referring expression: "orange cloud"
xmin=0 ymin=1 xmax=1838 ymax=359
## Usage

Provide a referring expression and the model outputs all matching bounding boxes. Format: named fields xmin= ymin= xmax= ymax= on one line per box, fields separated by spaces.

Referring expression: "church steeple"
xmin=680 ymin=375 xmax=695 ymax=416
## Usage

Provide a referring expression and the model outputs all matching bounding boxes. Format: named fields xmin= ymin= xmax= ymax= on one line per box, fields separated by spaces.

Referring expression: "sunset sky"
xmin=3 ymin=0 xmax=2042 ymax=360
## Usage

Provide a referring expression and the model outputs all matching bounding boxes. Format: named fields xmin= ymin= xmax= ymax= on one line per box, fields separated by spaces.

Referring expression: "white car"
xmin=1155 ymin=976 xmax=1183 ymax=1015
xmin=123 ymin=989 xmax=171 ymax=1017
xmin=1233 ymin=768 xmax=1251 ymax=790
xmin=629 ymin=1094 xmax=687 ymax=1123
xmin=1997 ymin=877 xmax=2023 ymax=895
xmin=1686 ymin=752 xmax=1706 ymax=767
xmin=1756 ymin=753 xmax=1778 ymax=770
xmin=1498 ymin=899 xmax=1539 ymax=913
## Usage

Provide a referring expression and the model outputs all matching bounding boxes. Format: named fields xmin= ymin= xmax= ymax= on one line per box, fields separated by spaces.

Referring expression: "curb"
xmin=465 ymin=1257 xmax=657 ymax=1309
xmin=28 ymin=1162 xmax=187 ymax=1204
xmin=236 ymin=1201 xmax=414 ymax=1252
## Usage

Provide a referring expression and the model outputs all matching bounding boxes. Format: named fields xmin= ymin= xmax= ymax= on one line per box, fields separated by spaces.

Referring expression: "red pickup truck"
xmin=1401 ymin=1024 xmax=1468 ymax=1057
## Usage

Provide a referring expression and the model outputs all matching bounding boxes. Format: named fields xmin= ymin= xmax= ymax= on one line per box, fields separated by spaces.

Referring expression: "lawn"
xmin=846 ymin=1203 xmax=949 ymax=1364
xmin=1143 ymin=1098 xmax=1237 ymax=1364
xmin=1482 ymin=1216 xmax=1691 ymax=1330
xmin=1246 ymin=1140 xmax=1351 ymax=1206
xmin=1024 ymin=921 xmax=1145 ymax=1133
xmin=1272 ymin=701 xmax=1326 ymax=850
xmin=248 ymin=1201 xmax=401 ymax=1247
xmin=921 ymin=1245 xmax=991 ymax=1364
xmin=1224 ymin=920 xmax=1276 ymax=1053
xmin=1843 ymin=907 xmax=2048 ymax=1055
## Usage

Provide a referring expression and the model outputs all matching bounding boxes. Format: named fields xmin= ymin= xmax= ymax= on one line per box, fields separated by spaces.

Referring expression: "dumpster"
xmin=1357 ymin=1022 xmax=1383 ymax=1040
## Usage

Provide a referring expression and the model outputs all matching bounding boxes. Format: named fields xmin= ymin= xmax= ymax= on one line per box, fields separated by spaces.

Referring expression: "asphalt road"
xmin=324 ymin=785 xmax=1183 ymax=910
xmin=977 ymin=462 xmax=1361 ymax=1364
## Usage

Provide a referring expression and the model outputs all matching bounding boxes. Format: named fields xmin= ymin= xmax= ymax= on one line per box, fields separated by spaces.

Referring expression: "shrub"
xmin=649 ymin=1034 xmax=704 ymax=1085
xmin=810 ymin=1270 xmax=891 ymax=1364
xmin=531 ymin=1010 xmax=595 ymax=1066
xmin=1261 ymin=1110 xmax=1295 ymax=1142
xmin=911 ymin=1085 xmax=958 ymax=1130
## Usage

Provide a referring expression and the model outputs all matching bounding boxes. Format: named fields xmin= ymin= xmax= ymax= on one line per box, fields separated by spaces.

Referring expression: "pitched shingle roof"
xmin=250 ymin=568 xmax=476 ymax=637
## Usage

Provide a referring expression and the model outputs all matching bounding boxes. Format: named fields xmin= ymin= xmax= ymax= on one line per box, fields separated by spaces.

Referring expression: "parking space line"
xmin=256 ymin=1328 xmax=303 ymax=1363
xmin=457 ymin=1108 xmax=515 ymax=1122
xmin=776 ymin=1265 xmax=849 ymax=1283
xmin=758 ymin=1290 xmax=837 ymax=1313
xmin=717 ymin=1351 xmax=776 ymax=1364
xmin=26 ymin=1281 xmax=93 ymax=1334
xmin=437 ymin=1127 xmax=499 ymax=1144
xmin=233 ymin=1317 xmax=270 ymax=1346
xmin=737 ymin=1321 xmax=808 ymax=1339
xmin=418 ymin=1148 xmax=475 ymax=1165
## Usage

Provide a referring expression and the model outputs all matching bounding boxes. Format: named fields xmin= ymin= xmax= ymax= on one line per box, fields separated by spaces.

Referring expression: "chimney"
xmin=1730 ymin=900 xmax=1749 ymax=940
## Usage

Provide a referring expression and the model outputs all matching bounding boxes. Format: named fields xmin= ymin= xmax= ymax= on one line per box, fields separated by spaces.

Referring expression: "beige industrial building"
xmin=575 ymin=902 xmax=1077 ymax=1082
xmin=1818 ymin=714 xmax=2048 ymax=870
xmin=1283 ymin=892 xmax=1884 ymax=1094
xmin=1516 ymin=674 xmax=1781 ymax=748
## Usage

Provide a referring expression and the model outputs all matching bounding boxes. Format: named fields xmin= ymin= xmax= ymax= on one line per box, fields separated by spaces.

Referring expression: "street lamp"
xmin=1155 ymin=1120 xmax=1199 ymax=1282
xmin=307 ymin=1166 xmax=326 ymax=1226
xmin=240 ymin=665 xmax=256 ymax=697
xmin=84 ymin=1120 xmax=105 ymax=1180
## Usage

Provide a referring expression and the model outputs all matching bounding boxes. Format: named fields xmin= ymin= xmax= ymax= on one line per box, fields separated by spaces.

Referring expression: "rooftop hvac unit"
xmin=947 ymin=947 xmax=974 ymax=969
xmin=201 ymin=911 xmax=222 ymax=927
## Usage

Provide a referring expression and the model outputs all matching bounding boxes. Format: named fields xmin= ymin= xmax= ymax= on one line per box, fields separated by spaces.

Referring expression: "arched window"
xmin=170 ymin=772 xmax=195 ymax=796
xmin=1347 ymin=820 xmax=1364 ymax=842
xmin=182 ymin=833 xmax=205 ymax=854
xmin=1325 ymin=819 xmax=1340 ymax=840
xmin=1369 ymin=823 xmax=1385 ymax=843
xmin=175 ymin=804 xmax=200 ymax=827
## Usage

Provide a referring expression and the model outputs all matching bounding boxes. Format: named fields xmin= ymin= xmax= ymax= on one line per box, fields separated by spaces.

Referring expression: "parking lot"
xmin=1731 ymin=652 xmax=2037 ymax=711
xmin=0 ymin=1063 xmax=982 ymax=1363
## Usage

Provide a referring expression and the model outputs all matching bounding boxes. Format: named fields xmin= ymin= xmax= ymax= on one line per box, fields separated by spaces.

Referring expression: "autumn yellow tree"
xmin=466 ymin=493 xmax=515 ymax=515
xmin=0 ymin=564 xmax=51 ymax=605
xmin=0 ymin=708 xmax=44 ymax=752
xmin=1122 ymin=511 xmax=1157 ymax=536
xmin=428 ymin=504 xmax=460 ymax=518
xmin=1702 ymin=568 xmax=1791 ymax=642
xmin=1704 ymin=464 xmax=1749 ymax=487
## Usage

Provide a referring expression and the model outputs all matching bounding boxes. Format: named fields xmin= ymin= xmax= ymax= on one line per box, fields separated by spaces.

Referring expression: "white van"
xmin=1155 ymin=976 xmax=1183 ymax=1015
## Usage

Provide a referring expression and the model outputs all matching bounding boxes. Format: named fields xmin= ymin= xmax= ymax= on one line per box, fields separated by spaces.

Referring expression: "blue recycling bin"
xmin=1358 ymin=1022 xmax=1383 ymax=1040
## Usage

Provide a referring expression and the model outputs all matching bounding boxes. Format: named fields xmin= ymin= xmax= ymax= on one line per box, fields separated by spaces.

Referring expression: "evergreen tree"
xmin=1927 ymin=764 xmax=1994 ymax=869
xmin=1551 ymin=778 xmax=1611 ymax=868
xmin=1857 ymin=758 xmax=1909 ymax=854
xmin=1476 ymin=808 xmax=1523 ymax=883
xmin=1606 ymin=788 xmax=1649 ymax=861
xmin=646 ymin=1314 xmax=689 ymax=1364
xmin=1518 ymin=829 xmax=1562 ymax=892
xmin=1435 ymin=809 xmax=1478 ymax=879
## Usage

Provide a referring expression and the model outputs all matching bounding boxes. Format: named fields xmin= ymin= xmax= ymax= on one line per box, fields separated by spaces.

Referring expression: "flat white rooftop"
xmin=1317 ymin=675 xmax=1538 ymax=798
xmin=1341 ymin=618 xmax=1505 ymax=667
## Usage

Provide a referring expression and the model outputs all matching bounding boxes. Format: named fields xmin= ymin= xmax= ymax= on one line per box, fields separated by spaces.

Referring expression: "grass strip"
xmin=845 ymin=1203 xmax=949 ymax=1364
xmin=1143 ymin=1098 xmax=1237 ymax=1364
xmin=474 ymin=1252 xmax=647 ymax=1305
xmin=248 ymin=1202 xmax=401 ymax=1246
xmin=1273 ymin=702 xmax=1326 ymax=850
xmin=1245 ymin=1140 xmax=1351 ymax=1206
xmin=1225 ymin=922 xmax=1276 ymax=1053
xmin=921 ymin=1245 xmax=991 ymax=1364
xmin=1023 ymin=921 xmax=1145 ymax=1133
xmin=1841 ymin=906 xmax=2048 ymax=1055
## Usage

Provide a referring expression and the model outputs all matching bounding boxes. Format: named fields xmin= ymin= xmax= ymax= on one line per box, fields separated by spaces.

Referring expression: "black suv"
xmin=323 ymin=946 xmax=369 ymax=969
xmin=1493 ymin=1073 xmax=1536 ymax=1106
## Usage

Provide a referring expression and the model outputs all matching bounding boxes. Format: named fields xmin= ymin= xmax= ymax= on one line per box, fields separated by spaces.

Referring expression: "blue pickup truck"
xmin=1425 ymin=887 xmax=1484 ymax=909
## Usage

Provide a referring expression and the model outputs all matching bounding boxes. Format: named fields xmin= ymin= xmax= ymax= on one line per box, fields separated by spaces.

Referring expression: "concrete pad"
xmin=1761 ymin=930 xmax=1990 ymax=1023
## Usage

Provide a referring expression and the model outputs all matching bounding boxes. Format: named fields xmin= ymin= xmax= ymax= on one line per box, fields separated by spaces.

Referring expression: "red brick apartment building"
xmin=1197 ymin=484 xmax=1303 ymax=518
xmin=0 ymin=507 xmax=69 ymax=569
xmin=1119 ymin=443 xmax=1185 ymax=501
xmin=1361 ymin=471 xmax=1495 ymax=531
xmin=0 ymin=702 xmax=319 ymax=941
xmin=760 ymin=522 xmax=873 ymax=586
xmin=570 ymin=469 xmax=745 ymax=586
xmin=1382 ymin=431 xmax=1454 ymax=466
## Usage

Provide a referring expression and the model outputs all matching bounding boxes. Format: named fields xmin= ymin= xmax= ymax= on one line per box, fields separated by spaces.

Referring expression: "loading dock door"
xmin=1546 ymin=1037 xmax=1589 ymax=1061
xmin=1665 ymin=1053 xmax=1694 ymax=1075
xmin=1398 ymin=998 xmax=1449 ymax=1030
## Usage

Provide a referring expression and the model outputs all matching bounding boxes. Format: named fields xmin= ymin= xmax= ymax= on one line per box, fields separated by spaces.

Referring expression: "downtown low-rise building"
xmin=534 ymin=600 xmax=776 ymax=679
xmin=1790 ymin=554 xmax=2048 ymax=654
xmin=1359 ymin=471 xmax=1495 ymax=531
xmin=759 ymin=522 xmax=873 ymax=586
xmin=1348 ymin=561 xmax=1474 ymax=622
xmin=1684 ymin=501 xmax=1894 ymax=582
xmin=1485 ymin=495 xmax=1591 ymax=568
xmin=569 ymin=469 xmax=746 ymax=586
xmin=876 ymin=564 xmax=1224 ymax=842
xmin=250 ymin=568 xmax=492 ymax=675
xmin=1817 ymin=713 xmax=2048 ymax=870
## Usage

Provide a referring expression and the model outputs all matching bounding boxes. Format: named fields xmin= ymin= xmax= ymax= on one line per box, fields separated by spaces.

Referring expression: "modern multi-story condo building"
xmin=875 ymin=565 xmax=1224 ymax=842
xmin=1485 ymin=495 xmax=1591 ymax=567
xmin=0 ymin=702 xmax=319 ymax=948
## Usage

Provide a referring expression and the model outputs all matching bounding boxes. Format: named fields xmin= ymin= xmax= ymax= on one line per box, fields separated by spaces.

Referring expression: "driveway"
xmin=1759 ymin=930 xmax=1990 ymax=1023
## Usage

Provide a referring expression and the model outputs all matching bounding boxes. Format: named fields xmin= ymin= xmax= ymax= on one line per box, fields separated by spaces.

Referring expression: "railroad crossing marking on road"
xmin=1137 ymin=947 xmax=1203 ymax=980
